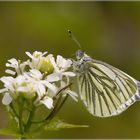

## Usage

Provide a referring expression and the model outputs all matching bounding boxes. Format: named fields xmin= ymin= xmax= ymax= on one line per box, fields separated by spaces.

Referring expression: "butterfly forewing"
xmin=77 ymin=57 xmax=139 ymax=117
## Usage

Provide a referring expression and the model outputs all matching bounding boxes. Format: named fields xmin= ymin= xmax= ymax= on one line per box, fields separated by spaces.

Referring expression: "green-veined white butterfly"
xmin=72 ymin=49 xmax=140 ymax=117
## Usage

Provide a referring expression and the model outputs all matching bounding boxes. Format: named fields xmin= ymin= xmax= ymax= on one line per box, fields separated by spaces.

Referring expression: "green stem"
xmin=31 ymin=95 xmax=69 ymax=124
xmin=46 ymin=94 xmax=69 ymax=121
xmin=24 ymin=104 xmax=35 ymax=133
xmin=32 ymin=95 xmax=69 ymax=136
xmin=55 ymin=83 xmax=72 ymax=98
xmin=9 ymin=103 xmax=19 ymax=118
xmin=18 ymin=102 xmax=24 ymax=138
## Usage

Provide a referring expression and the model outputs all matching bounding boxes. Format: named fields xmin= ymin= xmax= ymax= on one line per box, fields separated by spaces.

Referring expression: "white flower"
xmin=2 ymin=92 xmax=12 ymax=105
xmin=56 ymin=55 xmax=72 ymax=69
xmin=60 ymin=81 xmax=78 ymax=102
xmin=26 ymin=51 xmax=48 ymax=60
xmin=40 ymin=96 xmax=53 ymax=109
xmin=50 ymin=55 xmax=75 ymax=83
xmin=0 ymin=51 xmax=78 ymax=110
xmin=0 ymin=76 xmax=16 ymax=93
xmin=26 ymin=51 xmax=47 ymax=69
xmin=5 ymin=58 xmax=28 ymax=75
xmin=24 ymin=69 xmax=58 ymax=98
xmin=26 ymin=51 xmax=54 ymax=74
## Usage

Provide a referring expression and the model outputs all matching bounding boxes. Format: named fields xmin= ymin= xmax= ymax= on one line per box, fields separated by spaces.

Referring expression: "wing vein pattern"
xmin=78 ymin=58 xmax=140 ymax=117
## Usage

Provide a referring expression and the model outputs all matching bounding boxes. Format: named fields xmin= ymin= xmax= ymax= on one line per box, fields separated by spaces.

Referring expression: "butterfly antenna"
xmin=68 ymin=30 xmax=82 ymax=49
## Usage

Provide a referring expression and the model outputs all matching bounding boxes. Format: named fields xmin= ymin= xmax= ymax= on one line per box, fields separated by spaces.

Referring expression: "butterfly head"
xmin=76 ymin=50 xmax=85 ymax=60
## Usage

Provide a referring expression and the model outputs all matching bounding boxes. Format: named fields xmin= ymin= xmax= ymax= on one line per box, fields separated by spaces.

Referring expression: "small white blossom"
xmin=56 ymin=55 xmax=72 ymax=69
xmin=0 ymin=51 xmax=78 ymax=110
xmin=2 ymin=92 xmax=12 ymax=105
xmin=24 ymin=69 xmax=58 ymax=98
xmin=26 ymin=51 xmax=48 ymax=60
xmin=60 ymin=81 xmax=78 ymax=102
xmin=50 ymin=55 xmax=76 ymax=83
xmin=6 ymin=58 xmax=28 ymax=75
xmin=40 ymin=96 xmax=53 ymax=109
xmin=26 ymin=51 xmax=54 ymax=74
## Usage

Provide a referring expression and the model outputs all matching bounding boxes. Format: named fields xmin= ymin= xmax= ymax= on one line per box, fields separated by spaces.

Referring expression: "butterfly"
xmin=72 ymin=49 xmax=140 ymax=117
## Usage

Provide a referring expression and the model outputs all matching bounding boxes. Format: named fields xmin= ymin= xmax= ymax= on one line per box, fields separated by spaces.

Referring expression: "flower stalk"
xmin=0 ymin=51 xmax=78 ymax=139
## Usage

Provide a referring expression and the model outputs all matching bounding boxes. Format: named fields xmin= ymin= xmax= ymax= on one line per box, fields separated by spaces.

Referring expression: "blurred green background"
xmin=1 ymin=1 xmax=140 ymax=139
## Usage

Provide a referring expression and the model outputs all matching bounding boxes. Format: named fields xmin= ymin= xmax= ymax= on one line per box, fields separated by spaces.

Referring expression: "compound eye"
xmin=76 ymin=50 xmax=84 ymax=59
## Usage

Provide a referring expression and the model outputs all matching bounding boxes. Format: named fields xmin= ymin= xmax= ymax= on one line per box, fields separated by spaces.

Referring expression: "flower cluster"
xmin=0 ymin=51 xmax=77 ymax=109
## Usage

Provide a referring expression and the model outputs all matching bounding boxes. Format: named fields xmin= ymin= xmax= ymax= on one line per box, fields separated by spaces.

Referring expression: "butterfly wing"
xmin=77 ymin=58 xmax=140 ymax=117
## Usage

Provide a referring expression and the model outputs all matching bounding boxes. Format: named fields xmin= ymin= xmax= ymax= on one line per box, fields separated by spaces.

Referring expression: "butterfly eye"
xmin=76 ymin=50 xmax=84 ymax=60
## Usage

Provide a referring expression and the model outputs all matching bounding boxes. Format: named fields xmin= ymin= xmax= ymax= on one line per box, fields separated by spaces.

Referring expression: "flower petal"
xmin=56 ymin=55 xmax=63 ymax=67
xmin=66 ymin=90 xmax=78 ymax=102
xmin=47 ymin=73 xmax=60 ymax=82
xmin=2 ymin=92 xmax=12 ymax=105
xmin=43 ymin=81 xmax=58 ymax=94
xmin=40 ymin=97 xmax=53 ymax=109
xmin=26 ymin=52 xmax=34 ymax=59
xmin=36 ymin=83 xmax=46 ymax=98
xmin=0 ymin=76 xmax=15 ymax=86
xmin=17 ymin=87 xmax=29 ymax=92
xmin=50 ymin=57 xmax=59 ymax=72
xmin=5 ymin=69 xmax=16 ymax=75
xmin=7 ymin=58 xmax=18 ymax=66
xmin=63 ymin=72 xmax=76 ymax=77
xmin=16 ymin=75 xmax=26 ymax=85
xmin=30 ymin=69 xmax=42 ymax=79
xmin=62 ymin=59 xmax=72 ymax=69
xmin=0 ymin=88 xmax=8 ymax=93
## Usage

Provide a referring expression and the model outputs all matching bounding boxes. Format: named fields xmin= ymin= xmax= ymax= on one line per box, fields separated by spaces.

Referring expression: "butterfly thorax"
xmin=73 ymin=50 xmax=92 ymax=74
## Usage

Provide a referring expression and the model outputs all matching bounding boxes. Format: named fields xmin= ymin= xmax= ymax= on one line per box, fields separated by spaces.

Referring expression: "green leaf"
xmin=44 ymin=118 xmax=89 ymax=131
xmin=24 ymin=117 xmax=88 ymax=138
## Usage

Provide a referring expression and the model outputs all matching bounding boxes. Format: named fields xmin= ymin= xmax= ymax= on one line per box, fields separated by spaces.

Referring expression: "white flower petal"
xmin=1 ymin=76 xmax=14 ymax=86
xmin=8 ymin=58 xmax=18 ymax=65
xmin=40 ymin=97 xmax=53 ymax=109
xmin=30 ymin=69 xmax=42 ymax=79
xmin=2 ymin=92 xmax=12 ymax=105
xmin=66 ymin=90 xmax=78 ymax=102
xmin=17 ymin=87 xmax=29 ymax=92
xmin=63 ymin=72 xmax=76 ymax=77
xmin=0 ymin=88 xmax=8 ymax=93
xmin=26 ymin=52 xmax=34 ymax=59
xmin=43 ymin=81 xmax=58 ymax=94
xmin=20 ymin=61 xmax=28 ymax=72
xmin=36 ymin=83 xmax=46 ymax=98
xmin=62 ymin=59 xmax=72 ymax=69
xmin=34 ymin=51 xmax=42 ymax=57
xmin=56 ymin=55 xmax=63 ymax=67
xmin=5 ymin=69 xmax=16 ymax=75
xmin=47 ymin=73 xmax=60 ymax=82
xmin=42 ymin=51 xmax=48 ymax=56
xmin=56 ymin=55 xmax=72 ymax=70
xmin=6 ymin=63 xmax=15 ymax=68
xmin=46 ymin=54 xmax=53 ymax=59
xmin=16 ymin=75 xmax=26 ymax=85
xmin=50 ymin=57 xmax=59 ymax=72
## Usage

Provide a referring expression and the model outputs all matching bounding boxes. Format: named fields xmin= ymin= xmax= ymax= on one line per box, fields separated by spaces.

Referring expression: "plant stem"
xmin=18 ymin=101 xmax=24 ymax=138
xmin=46 ymin=94 xmax=68 ymax=121
xmin=24 ymin=104 xmax=35 ymax=133
xmin=9 ymin=103 xmax=19 ymax=118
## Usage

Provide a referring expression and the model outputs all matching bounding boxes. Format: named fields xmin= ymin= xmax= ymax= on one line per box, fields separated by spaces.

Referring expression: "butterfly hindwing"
xmin=77 ymin=58 xmax=140 ymax=117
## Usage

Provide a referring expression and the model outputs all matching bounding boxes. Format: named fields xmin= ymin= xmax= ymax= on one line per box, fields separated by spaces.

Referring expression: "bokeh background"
xmin=0 ymin=1 xmax=140 ymax=139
